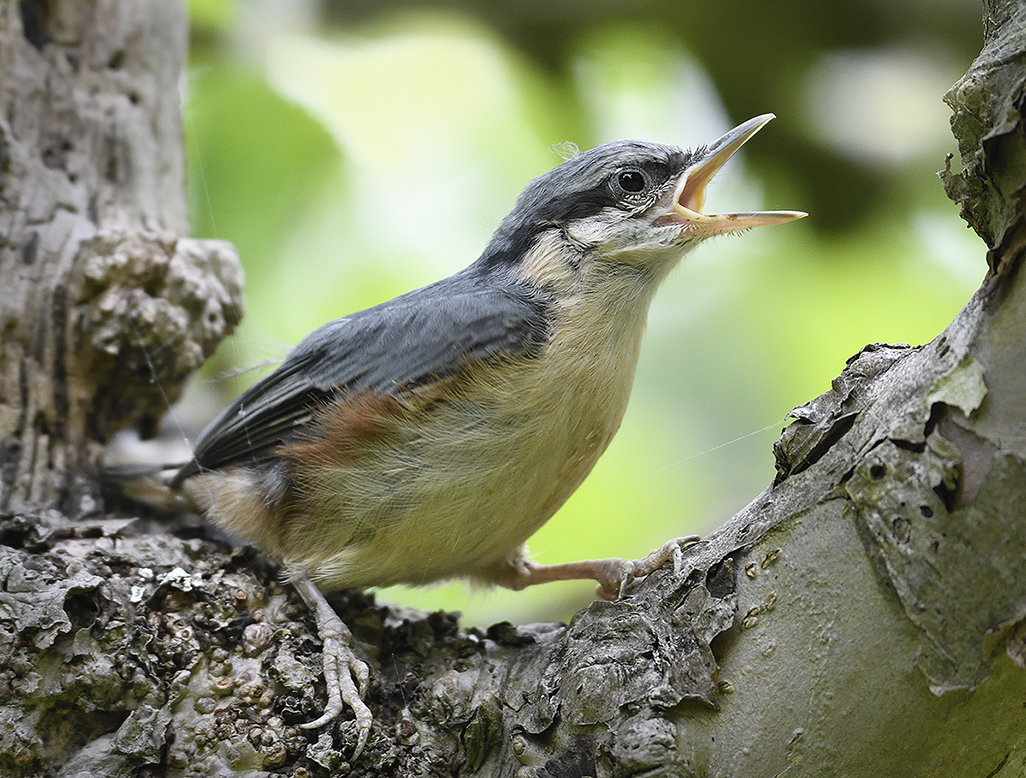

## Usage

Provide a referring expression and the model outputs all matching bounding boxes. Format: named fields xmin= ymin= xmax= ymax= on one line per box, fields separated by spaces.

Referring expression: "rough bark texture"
xmin=0 ymin=0 xmax=242 ymax=516
xmin=2 ymin=1 xmax=1026 ymax=777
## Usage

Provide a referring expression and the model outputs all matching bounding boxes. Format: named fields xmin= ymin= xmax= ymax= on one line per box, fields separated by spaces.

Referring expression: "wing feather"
xmin=173 ymin=269 xmax=549 ymax=482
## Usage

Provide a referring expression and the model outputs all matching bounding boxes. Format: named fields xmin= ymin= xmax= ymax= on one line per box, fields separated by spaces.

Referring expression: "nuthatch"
xmin=121 ymin=114 xmax=805 ymax=758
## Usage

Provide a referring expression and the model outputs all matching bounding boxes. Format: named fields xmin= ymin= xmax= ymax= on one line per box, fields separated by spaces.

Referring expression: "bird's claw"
xmin=300 ymin=637 xmax=372 ymax=760
xmin=601 ymin=535 xmax=701 ymax=600
xmin=290 ymin=574 xmax=373 ymax=760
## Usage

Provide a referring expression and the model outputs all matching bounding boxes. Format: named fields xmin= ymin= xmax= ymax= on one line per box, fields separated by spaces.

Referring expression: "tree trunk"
xmin=0 ymin=0 xmax=242 ymax=516
xmin=2 ymin=1 xmax=1026 ymax=777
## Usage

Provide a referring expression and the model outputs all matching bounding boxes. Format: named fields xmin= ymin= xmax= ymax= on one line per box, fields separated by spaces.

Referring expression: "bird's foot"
xmin=291 ymin=574 xmax=372 ymax=761
xmin=594 ymin=535 xmax=702 ymax=600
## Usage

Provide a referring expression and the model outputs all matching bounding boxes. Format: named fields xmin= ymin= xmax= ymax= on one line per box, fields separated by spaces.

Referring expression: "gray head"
xmin=478 ymin=115 xmax=806 ymax=285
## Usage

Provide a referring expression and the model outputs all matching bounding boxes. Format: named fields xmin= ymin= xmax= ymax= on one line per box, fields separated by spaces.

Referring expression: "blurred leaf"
xmin=185 ymin=61 xmax=340 ymax=290
xmin=188 ymin=0 xmax=239 ymax=33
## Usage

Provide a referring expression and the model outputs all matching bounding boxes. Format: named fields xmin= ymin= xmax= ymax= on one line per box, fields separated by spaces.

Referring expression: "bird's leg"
xmin=488 ymin=535 xmax=702 ymax=600
xmin=290 ymin=573 xmax=372 ymax=760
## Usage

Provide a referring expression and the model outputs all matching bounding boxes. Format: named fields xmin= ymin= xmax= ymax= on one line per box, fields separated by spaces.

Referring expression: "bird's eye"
xmin=616 ymin=169 xmax=647 ymax=194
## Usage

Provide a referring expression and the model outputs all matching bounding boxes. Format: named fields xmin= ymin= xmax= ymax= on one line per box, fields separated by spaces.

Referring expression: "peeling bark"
xmin=2 ymin=1 xmax=1026 ymax=777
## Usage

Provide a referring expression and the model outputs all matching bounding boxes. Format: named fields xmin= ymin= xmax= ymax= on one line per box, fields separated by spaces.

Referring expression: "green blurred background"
xmin=176 ymin=0 xmax=984 ymax=627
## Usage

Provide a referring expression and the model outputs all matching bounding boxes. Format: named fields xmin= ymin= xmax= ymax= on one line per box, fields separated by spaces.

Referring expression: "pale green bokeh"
xmin=188 ymin=0 xmax=238 ymax=32
xmin=184 ymin=11 xmax=983 ymax=626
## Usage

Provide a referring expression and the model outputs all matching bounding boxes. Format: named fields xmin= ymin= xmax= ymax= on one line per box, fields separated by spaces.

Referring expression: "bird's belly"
xmin=278 ymin=369 xmax=631 ymax=590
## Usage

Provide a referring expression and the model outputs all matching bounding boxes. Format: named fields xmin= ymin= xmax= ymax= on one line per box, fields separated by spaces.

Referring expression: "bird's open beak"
xmin=665 ymin=114 xmax=807 ymax=236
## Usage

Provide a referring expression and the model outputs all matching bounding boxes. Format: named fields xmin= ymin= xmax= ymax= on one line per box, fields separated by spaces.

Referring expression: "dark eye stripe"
xmin=477 ymin=141 xmax=694 ymax=270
